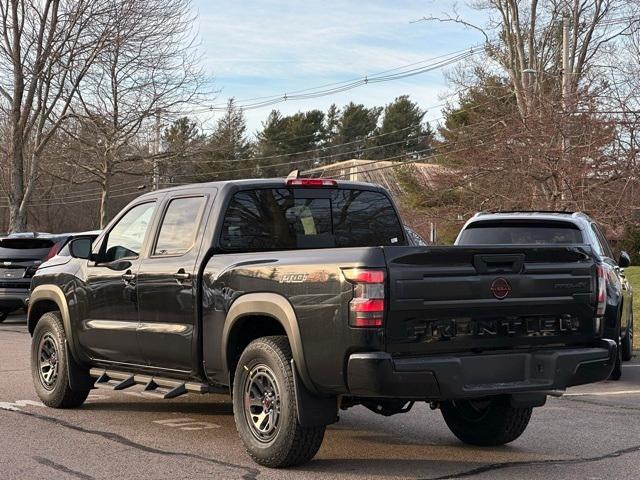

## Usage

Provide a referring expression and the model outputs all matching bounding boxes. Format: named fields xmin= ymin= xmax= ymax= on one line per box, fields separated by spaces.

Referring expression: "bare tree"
xmin=419 ymin=1 xmax=640 ymax=117
xmin=400 ymin=1 xmax=640 ymax=240
xmin=0 ymin=0 xmax=117 ymax=232
xmin=63 ymin=0 xmax=204 ymax=227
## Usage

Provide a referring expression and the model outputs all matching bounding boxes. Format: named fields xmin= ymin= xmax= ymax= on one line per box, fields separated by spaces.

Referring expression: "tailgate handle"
xmin=473 ymin=254 xmax=524 ymax=274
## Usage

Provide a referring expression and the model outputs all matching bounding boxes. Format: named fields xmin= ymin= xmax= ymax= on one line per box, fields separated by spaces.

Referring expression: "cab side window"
xmin=153 ymin=196 xmax=206 ymax=256
xmin=103 ymin=202 xmax=156 ymax=262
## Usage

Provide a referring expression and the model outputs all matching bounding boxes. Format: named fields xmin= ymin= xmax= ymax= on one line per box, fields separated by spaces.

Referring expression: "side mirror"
xmin=618 ymin=251 xmax=631 ymax=268
xmin=69 ymin=237 xmax=94 ymax=260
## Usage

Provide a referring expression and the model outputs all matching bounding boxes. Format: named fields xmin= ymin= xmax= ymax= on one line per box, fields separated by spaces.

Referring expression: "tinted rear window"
xmin=220 ymin=188 xmax=405 ymax=252
xmin=0 ymin=238 xmax=55 ymax=249
xmin=0 ymin=238 xmax=58 ymax=260
xmin=458 ymin=222 xmax=583 ymax=245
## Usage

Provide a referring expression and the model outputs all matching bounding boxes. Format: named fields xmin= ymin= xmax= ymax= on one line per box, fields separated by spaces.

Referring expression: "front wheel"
xmin=0 ymin=311 xmax=8 ymax=323
xmin=440 ymin=396 xmax=532 ymax=446
xmin=232 ymin=336 xmax=325 ymax=468
xmin=31 ymin=311 xmax=91 ymax=408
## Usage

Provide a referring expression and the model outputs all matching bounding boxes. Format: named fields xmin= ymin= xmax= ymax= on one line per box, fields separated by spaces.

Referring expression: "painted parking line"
xmin=0 ymin=399 xmax=45 ymax=411
xmin=153 ymin=417 xmax=220 ymax=430
xmin=86 ymin=394 xmax=111 ymax=401
xmin=564 ymin=390 xmax=640 ymax=397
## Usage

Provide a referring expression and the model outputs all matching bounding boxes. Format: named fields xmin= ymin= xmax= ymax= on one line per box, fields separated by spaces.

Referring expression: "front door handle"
xmin=173 ymin=269 xmax=191 ymax=281
xmin=121 ymin=271 xmax=136 ymax=282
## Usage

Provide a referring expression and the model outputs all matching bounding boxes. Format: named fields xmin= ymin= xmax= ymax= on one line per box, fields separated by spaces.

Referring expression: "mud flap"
xmin=65 ymin=340 xmax=93 ymax=391
xmin=291 ymin=359 xmax=338 ymax=427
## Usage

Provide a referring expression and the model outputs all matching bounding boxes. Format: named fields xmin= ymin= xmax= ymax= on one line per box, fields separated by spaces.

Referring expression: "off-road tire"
xmin=31 ymin=311 xmax=90 ymax=408
xmin=441 ymin=396 xmax=532 ymax=446
xmin=232 ymin=336 xmax=325 ymax=468
xmin=622 ymin=315 xmax=634 ymax=362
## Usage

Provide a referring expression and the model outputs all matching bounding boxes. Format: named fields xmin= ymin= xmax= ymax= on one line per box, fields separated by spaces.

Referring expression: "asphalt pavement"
xmin=2 ymin=312 xmax=640 ymax=480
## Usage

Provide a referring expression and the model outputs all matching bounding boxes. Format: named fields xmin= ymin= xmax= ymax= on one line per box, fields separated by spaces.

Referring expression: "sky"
xmin=192 ymin=0 xmax=488 ymax=133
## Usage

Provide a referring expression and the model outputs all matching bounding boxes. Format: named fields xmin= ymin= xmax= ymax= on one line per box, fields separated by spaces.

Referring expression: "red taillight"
xmin=351 ymin=298 xmax=385 ymax=312
xmin=45 ymin=242 xmax=62 ymax=260
xmin=343 ymin=268 xmax=385 ymax=328
xmin=596 ymin=265 xmax=607 ymax=317
xmin=286 ymin=178 xmax=337 ymax=187
xmin=344 ymin=269 xmax=384 ymax=284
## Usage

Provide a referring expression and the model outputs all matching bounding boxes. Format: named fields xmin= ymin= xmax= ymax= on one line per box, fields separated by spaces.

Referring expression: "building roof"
xmin=303 ymin=159 xmax=448 ymax=197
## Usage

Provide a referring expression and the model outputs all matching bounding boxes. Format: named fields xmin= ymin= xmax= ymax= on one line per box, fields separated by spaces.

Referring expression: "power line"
xmin=156 ymin=123 xmax=505 ymax=182
xmin=11 ymin=102 xmax=597 ymax=208
xmin=148 ymin=112 xmax=511 ymax=183
xmin=0 ymin=185 xmax=146 ymax=208
xmin=15 ymin=93 xmax=591 ymax=208
xmin=0 ymin=122 xmax=507 ymax=207
xmin=172 ymin=47 xmax=481 ymax=114
xmin=311 ymin=130 xmax=507 ymax=179
xmin=15 ymin=83 xmax=489 ymax=199
xmin=0 ymin=104 xmax=510 ymax=207
xmin=0 ymin=92 xmax=514 ymax=207
xmin=211 ymin=46 xmax=483 ymax=107
xmin=152 ymin=91 xmax=514 ymax=166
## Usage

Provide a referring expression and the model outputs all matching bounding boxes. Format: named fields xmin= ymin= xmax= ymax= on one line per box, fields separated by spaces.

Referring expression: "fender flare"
xmin=222 ymin=292 xmax=317 ymax=394
xmin=28 ymin=285 xmax=79 ymax=362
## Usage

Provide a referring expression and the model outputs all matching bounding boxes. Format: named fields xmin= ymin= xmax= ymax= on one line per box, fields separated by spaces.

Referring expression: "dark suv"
xmin=0 ymin=233 xmax=69 ymax=322
xmin=456 ymin=211 xmax=634 ymax=379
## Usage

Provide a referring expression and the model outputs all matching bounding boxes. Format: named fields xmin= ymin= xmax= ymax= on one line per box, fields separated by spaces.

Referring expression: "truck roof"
xmin=469 ymin=211 xmax=593 ymax=225
xmin=138 ymin=177 xmax=386 ymax=202
xmin=140 ymin=177 xmax=386 ymax=199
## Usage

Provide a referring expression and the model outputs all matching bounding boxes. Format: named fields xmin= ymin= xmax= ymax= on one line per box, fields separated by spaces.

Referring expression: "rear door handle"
xmin=173 ymin=269 xmax=191 ymax=281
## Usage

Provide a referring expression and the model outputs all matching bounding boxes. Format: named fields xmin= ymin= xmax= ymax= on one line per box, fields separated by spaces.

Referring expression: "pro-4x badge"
xmin=491 ymin=278 xmax=511 ymax=299
xmin=279 ymin=273 xmax=308 ymax=284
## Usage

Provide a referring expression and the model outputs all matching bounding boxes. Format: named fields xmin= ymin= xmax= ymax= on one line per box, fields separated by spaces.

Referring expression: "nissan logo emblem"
xmin=491 ymin=278 xmax=512 ymax=300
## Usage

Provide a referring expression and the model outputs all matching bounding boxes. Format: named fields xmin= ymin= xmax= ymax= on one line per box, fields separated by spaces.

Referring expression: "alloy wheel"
xmin=38 ymin=333 xmax=60 ymax=390
xmin=243 ymin=364 xmax=281 ymax=443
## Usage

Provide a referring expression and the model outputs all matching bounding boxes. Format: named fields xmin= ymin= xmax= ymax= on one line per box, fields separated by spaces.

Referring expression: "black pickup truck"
xmin=28 ymin=178 xmax=616 ymax=468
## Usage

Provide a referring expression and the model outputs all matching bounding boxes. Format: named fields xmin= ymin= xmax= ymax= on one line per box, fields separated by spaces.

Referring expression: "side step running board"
xmin=91 ymin=369 xmax=211 ymax=399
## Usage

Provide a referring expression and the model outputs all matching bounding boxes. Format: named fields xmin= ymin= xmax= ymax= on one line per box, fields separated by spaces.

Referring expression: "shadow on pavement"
xmin=81 ymin=399 xmax=234 ymax=415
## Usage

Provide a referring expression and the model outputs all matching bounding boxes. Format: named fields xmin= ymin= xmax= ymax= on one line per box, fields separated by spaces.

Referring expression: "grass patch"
xmin=623 ymin=266 xmax=639 ymax=351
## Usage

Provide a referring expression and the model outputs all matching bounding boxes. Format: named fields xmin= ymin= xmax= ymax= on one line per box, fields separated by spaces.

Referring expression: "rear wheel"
xmin=31 ymin=311 xmax=91 ymax=408
xmin=440 ymin=396 xmax=532 ymax=446
xmin=232 ymin=336 xmax=325 ymax=468
xmin=622 ymin=314 xmax=634 ymax=362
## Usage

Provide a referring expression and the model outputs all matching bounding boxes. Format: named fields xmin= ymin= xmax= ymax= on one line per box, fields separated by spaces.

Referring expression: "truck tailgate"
xmin=383 ymin=245 xmax=598 ymax=356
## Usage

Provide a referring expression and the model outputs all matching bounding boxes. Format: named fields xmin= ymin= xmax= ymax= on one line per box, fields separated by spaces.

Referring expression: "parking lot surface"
xmin=1 ymin=312 xmax=639 ymax=480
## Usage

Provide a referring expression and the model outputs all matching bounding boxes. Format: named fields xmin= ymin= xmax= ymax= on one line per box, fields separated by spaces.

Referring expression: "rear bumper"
xmin=346 ymin=339 xmax=617 ymax=399
xmin=0 ymin=288 xmax=29 ymax=312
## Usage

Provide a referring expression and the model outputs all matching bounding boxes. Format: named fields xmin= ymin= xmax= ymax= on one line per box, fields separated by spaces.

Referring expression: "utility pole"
xmin=152 ymin=110 xmax=161 ymax=191
xmin=559 ymin=12 xmax=571 ymax=205
xmin=562 ymin=12 xmax=571 ymax=111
